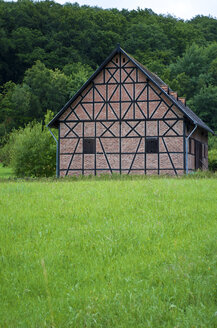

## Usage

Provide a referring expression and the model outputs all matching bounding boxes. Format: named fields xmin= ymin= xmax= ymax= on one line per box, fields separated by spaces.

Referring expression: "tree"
xmin=63 ymin=62 xmax=93 ymax=97
xmin=0 ymin=81 xmax=17 ymax=138
xmin=188 ymin=86 xmax=217 ymax=132
xmin=170 ymin=44 xmax=207 ymax=78
xmin=23 ymin=60 xmax=70 ymax=117
xmin=0 ymin=1 xmax=217 ymax=134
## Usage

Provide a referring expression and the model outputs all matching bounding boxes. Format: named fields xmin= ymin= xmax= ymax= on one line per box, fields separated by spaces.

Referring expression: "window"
xmin=123 ymin=57 xmax=125 ymax=63
xmin=83 ymin=138 xmax=96 ymax=154
xmin=116 ymin=58 xmax=118 ymax=63
xmin=146 ymin=138 xmax=159 ymax=153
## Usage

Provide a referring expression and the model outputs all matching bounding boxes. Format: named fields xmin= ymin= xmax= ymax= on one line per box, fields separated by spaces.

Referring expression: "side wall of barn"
xmin=187 ymin=126 xmax=208 ymax=171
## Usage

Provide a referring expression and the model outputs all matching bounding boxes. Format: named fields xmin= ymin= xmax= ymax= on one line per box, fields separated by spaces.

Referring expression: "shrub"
xmin=208 ymin=149 xmax=217 ymax=172
xmin=0 ymin=129 xmax=23 ymax=167
xmin=0 ymin=112 xmax=56 ymax=177
xmin=208 ymin=134 xmax=217 ymax=150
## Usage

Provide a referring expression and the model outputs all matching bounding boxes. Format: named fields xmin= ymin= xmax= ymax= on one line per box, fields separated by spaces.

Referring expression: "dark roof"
xmin=48 ymin=45 xmax=214 ymax=134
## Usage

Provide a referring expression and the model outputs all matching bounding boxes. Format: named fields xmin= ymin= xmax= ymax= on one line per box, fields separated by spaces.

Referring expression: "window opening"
xmin=83 ymin=138 xmax=96 ymax=154
xmin=145 ymin=138 xmax=159 ymax=153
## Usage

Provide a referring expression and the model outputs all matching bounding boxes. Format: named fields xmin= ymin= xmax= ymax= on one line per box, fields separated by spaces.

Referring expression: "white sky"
xmin=56 ymin=0 xmax=217 ymax=20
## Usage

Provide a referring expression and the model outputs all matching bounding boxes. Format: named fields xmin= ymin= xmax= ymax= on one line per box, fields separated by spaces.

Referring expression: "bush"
xmin=208 ymin=149 xmax=217 ymax=172
xmin=208 ymin=134 xmax=217 ymax=150
xmin=0 ymin=112 xmax=56 ymax=177
xmin=0 ymin=130 xmax=17 ymax=166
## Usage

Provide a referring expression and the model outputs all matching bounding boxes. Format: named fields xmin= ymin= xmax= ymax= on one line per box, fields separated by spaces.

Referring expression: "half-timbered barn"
xmin=48 ymin=45 xmax=214 ymax=176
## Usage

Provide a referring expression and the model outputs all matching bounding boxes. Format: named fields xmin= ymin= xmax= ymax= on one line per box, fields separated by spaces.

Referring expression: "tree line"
xmin=0 ymin=0 xmax=217 ymax=141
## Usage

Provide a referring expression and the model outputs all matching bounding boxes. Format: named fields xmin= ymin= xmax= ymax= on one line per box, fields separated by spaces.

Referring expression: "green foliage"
xmin=0 ymin=61 xmax=93 ymax=138
xmin=12 ymin=122 xmax=56 ymax=177
xmin=23 ymin=60 xmax=70 ymax=117
xmin=168 ymin=44 xmax=207 ymax=99
xmin=188 ymin=86 xmax=217 ymax=131
xmin=208 ymin=135 xmax=217 ymax=150
xmin=209 ymin=57 xmax=217 ymax=80
xmin=165 ymin=43 xmax=217 ymax=131
xmin=125 ymin=22 xmax=169 ymax=54
xmin=63 ymin=62 xmax=93 ymax=97
xmin=0 ymin=163 xmax=14 ymax=178
xmin=0 ymin=111 xmax=56 ymax=177
xmin=0 ymin=128 xmax=18 ymax=167
xmin=170 ymin=44 xmax=207 ymax=78
xmin=0 ymin=81 xmax=17 ymax=138
xmin=0 ymin=0 xmax=217 ymax=84
xmin=190 ymin=15 xmax=217 ymax=42
xmin=208 ymin=149 xmax=217 ymax=172
xmin=0 ymin=1 xmax=217 ymax=137
xmin=0 ymin=179 xmax=216 ymax=326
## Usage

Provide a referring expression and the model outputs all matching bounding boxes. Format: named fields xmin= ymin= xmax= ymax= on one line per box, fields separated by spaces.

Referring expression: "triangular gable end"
xmin=47 ymin=45 xmax=214 ymax=135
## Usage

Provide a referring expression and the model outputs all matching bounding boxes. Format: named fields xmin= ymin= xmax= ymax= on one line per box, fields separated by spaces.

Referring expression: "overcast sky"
xmin=55 ymin=0 xmax=217 ymax=20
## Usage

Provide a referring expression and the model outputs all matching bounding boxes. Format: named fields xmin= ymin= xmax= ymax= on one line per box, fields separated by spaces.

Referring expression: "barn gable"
xmin=48 ymin=45 xmax=214 ymax=176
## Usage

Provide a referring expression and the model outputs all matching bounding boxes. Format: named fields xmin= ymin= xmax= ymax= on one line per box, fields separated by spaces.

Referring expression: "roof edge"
xmin=47 ymin=45 xmax=121 ymax=128
xmin=48 ymin=45 xmax=215 ymax=135
xmin=119 ymin=48 xmax=215 ymax=134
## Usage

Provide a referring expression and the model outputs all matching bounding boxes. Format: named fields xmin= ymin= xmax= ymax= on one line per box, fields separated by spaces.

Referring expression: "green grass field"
xmin=0 ymin=177 xmax=217 ymax=327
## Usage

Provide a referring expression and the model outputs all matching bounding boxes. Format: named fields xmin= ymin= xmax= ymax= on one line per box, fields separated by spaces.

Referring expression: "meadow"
xmin=0 ymin=175 xmax=217 ymax=327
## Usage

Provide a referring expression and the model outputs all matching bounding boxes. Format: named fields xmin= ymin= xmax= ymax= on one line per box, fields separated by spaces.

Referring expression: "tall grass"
xmin=0 ymin=179 xmax=216 ymax=327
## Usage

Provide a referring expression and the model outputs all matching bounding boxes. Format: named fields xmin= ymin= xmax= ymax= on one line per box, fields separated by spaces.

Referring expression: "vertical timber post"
xmin=185 ymin=124 xmax=197 ymax=175
xmin=157 ymin=120 xmax=160 ymax=175
xmin=118 ymin=44 xmax=122 ymax=175
xmin=183 ymin=120 xmax=186 ymax=173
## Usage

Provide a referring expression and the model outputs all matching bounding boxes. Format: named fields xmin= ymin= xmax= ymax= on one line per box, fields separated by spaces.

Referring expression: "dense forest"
xmin=0 ymin=0 xmax=217 ymax=141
